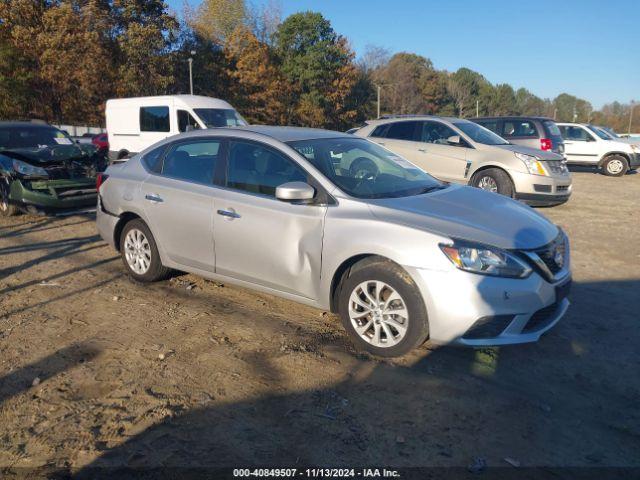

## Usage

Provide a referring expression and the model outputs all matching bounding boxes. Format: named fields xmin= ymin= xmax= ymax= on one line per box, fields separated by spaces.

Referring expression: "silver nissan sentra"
xmin=96 ymin=126 xmax=571 ymax=357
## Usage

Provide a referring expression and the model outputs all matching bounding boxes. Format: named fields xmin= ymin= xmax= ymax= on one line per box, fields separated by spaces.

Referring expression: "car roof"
xmin=365 ymin=115 xmax=465 ymax=126
xmin=0 ymin=121 xmax=55 ymax=128
xmin=182 ymin=125 xmax=353 ymax=143
xmin=473 ymin=116 xmax=554 ymax=122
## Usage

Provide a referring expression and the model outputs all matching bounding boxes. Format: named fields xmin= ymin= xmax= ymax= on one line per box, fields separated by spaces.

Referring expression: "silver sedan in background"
xmin=96 ymin=126 xmax=571 ymax=357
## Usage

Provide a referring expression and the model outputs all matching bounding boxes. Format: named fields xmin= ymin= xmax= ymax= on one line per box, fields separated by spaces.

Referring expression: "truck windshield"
xmin=193 ymin=109 xmax=247 ymax=127
xmin=0 ymin=126 xmax=74 ymax=149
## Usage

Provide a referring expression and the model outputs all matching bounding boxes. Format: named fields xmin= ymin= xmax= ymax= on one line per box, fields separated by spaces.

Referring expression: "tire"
xmin=337 ymin=258 xmax=429 ymax=357
xmin=471 ymin=168 xmax=514 ymax=197
xmin=0 ymin=176 xmax=18 ymax=217
xmin=119 ymin=219 xmax=171 ymax=282
xmin=601 ymin=155 xmax=629 ymax=177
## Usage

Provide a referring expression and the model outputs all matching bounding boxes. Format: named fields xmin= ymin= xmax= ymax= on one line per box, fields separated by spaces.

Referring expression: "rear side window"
xmin=161 ymin=140 xmax=220 ymax=184
xmin=384 ymin=121 xmax=420 ymax=141
xmin=371 ymin=124 xmax=389 ymax=138
xmin=475 ymin=120 xmax=498 ymax=133
xmin=502 ymin=120 xmax=538 ymax=138
xmin=559 ymin=126 xmax=592 ymax=141
xmin=140 ymin=106 xmax=170 ymax=132
xmin=543 ymin=121 xmax=561 ymax=137
xmin=142 ymin=145 xmax=166 ymax=173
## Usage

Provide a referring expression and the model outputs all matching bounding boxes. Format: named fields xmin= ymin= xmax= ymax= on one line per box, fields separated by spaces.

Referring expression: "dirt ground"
xmin=0 ymin=168 xmax=639 ymax=475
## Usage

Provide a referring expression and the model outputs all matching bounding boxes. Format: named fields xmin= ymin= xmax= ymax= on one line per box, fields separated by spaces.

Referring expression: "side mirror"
xmin=447 ymin=135 xmax=462 ymax=146
xmin=275 ymin=182 xmax=315 ymax=202
xmin=586 ymin=135 xmax=595 ymax=142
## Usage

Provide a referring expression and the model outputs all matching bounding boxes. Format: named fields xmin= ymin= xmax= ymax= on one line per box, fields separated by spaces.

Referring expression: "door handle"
xmin=217 ymin=209 xmax=241 ymax=219
xmin=145 ymin=193 xmax=163 ymax=203
xmin=418 ymin=148 xmax=427 ymax=153
xmin=377 ymin=142 xmax=385 ymax=146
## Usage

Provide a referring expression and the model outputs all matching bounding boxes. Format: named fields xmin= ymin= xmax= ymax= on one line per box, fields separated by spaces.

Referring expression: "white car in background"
xmin=105 ymin=95 xmax=247 ymax=162
xmin=557 ymin=123 xmax=640 ymax=176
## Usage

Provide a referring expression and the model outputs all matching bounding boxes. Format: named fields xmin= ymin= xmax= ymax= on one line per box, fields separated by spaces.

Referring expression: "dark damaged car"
xmin=0 ymin=122 xmax=107 ymax=216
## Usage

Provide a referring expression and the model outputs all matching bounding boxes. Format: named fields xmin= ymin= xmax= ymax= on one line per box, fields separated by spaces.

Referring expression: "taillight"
xmin=96 ymin=173 xmax=109 ymax=191
xmin=540 ymin=138 xmax=552 ymax=151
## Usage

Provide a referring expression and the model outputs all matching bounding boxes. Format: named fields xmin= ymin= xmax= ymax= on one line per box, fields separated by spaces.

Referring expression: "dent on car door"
xmin=213 ymin=140 xmax=326 ymax=299
xmin=141 ymin=139 xmax=222 ymax=272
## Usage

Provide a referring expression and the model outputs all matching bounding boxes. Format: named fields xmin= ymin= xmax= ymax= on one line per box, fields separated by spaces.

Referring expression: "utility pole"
xmin=376 ymin=85 xmax=381 ymax=119
xmin=572 ymin=106 xmax=577 ymax=122
xmin=476 ymin=100 xmax=479 ymax=117
xmin=188 ymin=50 xmax=196 ymax=95
xmin=629 ymin=101 xmax=635 ymax=134
xmin=554 ymin=108 xmax=557 ymax=120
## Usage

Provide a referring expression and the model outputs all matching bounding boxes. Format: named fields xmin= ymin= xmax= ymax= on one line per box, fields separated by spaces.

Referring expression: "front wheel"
xmin=601 ymin=155 xmax=629 ymax=177
xmin=338 ymin=259 xmax=429 ymax=357
xmin=471 ymin=168 xmax=514 ymax=197
xmin=0 ymin=177 xmax=18 ymax=217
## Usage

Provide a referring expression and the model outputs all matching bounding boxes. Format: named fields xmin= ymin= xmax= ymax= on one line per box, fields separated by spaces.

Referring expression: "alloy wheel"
xmin=124 ymin=228 xmax=152 ymax=275
xmin=348 ymin=280 xmax=409 ymax=348
xmin=477 ymin=176 xmax=498 ymax=193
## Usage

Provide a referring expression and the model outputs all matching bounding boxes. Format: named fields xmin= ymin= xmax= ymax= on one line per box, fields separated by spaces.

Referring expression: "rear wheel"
xmin=471 ymin=168 xmax=514 ymax=197
xmin=601 ymin=155 xmax=628 ymax=177
xmin=338 ymin=259 xmax=429 ymax=357
xmin=0 ymin=177 xmax=18 ymax=217
xmin=119 ymin=219 xmax=170 ymax=282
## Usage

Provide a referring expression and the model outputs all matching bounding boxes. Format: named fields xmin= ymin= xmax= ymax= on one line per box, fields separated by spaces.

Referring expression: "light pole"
xmin=629 ymin=101 xmax=635 ymax=135
xmin=188 ymin=50 xmax=196 ymax=95
xmin=376 ymin=84 xmax=381 ymax=119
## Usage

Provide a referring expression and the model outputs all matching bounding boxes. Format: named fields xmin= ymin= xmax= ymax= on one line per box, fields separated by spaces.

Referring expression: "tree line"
xmin=1 ymin=0 xmax=637 ymax=132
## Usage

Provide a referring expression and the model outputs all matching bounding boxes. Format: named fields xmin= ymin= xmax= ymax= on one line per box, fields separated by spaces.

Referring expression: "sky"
xmin=166 ymin=0 xmax=639 ymax=109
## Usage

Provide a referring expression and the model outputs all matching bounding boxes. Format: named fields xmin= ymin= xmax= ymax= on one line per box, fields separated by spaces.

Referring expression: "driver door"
xmin=415 ymin=121 xmax=469 ymax=183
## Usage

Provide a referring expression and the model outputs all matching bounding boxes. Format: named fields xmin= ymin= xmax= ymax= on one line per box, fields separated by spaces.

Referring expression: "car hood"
xmin=0 ymin=144 xmax=99 ymax=166
xmin=495 ymin=143 xmax=564 ymax=161
xmin=367 ymin=184 xmax=559 ymax=250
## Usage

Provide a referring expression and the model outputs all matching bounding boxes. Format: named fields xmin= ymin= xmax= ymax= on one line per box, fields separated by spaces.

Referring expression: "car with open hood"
xmin=0 ymin=121 xmax=106 ymax=216
xmin=96 ymin=126 xmax=571 ymax=357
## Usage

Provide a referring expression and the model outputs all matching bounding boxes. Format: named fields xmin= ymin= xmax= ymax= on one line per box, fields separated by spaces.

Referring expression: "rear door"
xmin=558 ymin=125 xmax=599 ymax=164
xmin=212 ymin=139 xmax=326 ymax=299
xmin=141 ymin=138 xmax=224 ymax=272
xmin=368 ymin=121 xmax=422 ymax=161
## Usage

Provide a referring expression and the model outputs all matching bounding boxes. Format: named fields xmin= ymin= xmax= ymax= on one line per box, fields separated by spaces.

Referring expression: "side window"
xmin=140 ymin=106 xmax=170 ymax=132
xmin=371 ymin=124 xmax=389 ymax=138
xmin=476 ymin=120 xmax=498 ymax=133
xmin=177 ymin=110 xmax=200 ymax=133
xmin=561 ymin=126 xmax=591 ymax=141
xmin=502 ymin=120 xmax=537 ymax=138
xmin=385 ymin=121 xmax=420 ymax=141
xmin=226 ymin=141 xmax=307 ymax=197
xmin=161 ymin=140 xmax=220 ymax=183
xmin=420 ymin=121 xmax=463 ymax=146
xmin=142 ymin=145 xmax=166 ymax=173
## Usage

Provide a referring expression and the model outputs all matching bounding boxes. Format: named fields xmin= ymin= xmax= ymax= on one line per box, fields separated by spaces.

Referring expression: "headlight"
xmin=440 ymin=241 xmax=532 ymax=278
xmin=515 ymin=152 xmax=548 ymax=176
xmin=12 ymin=159 xmax=49 ymax=178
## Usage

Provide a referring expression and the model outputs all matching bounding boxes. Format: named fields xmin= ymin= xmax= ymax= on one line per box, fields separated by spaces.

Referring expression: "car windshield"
xmin=453 ymin=121 xmax=509 ymax=145
xmin=587 ymin=125 xmax=612 ymax=140
xmin=193 ymin=108 xmax=247 ymax=127
xmin=287 ymin=137 xmax=444 ymax=199
xmin=0 ymin=125 xmax=74 ymax=149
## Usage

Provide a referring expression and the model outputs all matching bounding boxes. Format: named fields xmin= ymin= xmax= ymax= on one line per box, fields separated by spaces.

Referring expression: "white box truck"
xmin=105 ymin=95 xmax=247 ymax=161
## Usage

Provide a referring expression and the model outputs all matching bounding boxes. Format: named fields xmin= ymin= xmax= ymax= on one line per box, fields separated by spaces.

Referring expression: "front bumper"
xmin=407 ymin=265 xmax=571 ymax=346
xmin=9 ymin=177 xmax=97 ymax=210
xmin=510 ymin=170 xmax=572 ymax=207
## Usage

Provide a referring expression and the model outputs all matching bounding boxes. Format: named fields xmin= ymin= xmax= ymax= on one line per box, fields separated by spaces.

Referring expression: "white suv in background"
xmin=557 ymin=123 xmax=640 ymax=176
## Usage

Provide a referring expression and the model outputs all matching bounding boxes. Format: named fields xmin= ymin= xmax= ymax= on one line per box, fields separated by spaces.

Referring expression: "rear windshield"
xmin=543 ymin=121 xmax=562 ymax=137
xmin=0 ymin=126 xmax=74 ymax=149
xmin=193 ymin=108 xmax=247 ymax=128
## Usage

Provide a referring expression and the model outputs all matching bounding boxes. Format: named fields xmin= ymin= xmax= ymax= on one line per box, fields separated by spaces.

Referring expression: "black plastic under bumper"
xmin=516 ymin=192 xmax=571 ymax=207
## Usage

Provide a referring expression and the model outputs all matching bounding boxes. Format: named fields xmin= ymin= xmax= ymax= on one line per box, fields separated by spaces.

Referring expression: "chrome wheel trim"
xmin=477 ymin=176 xmax=498 ymax=193
xmin=124 ymin=228 xmax=152 ymax=275
xmin=348 ymin=280 xmax=409 ymax=348
xmin=607 ymin=159 xmax=624 ymax=174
